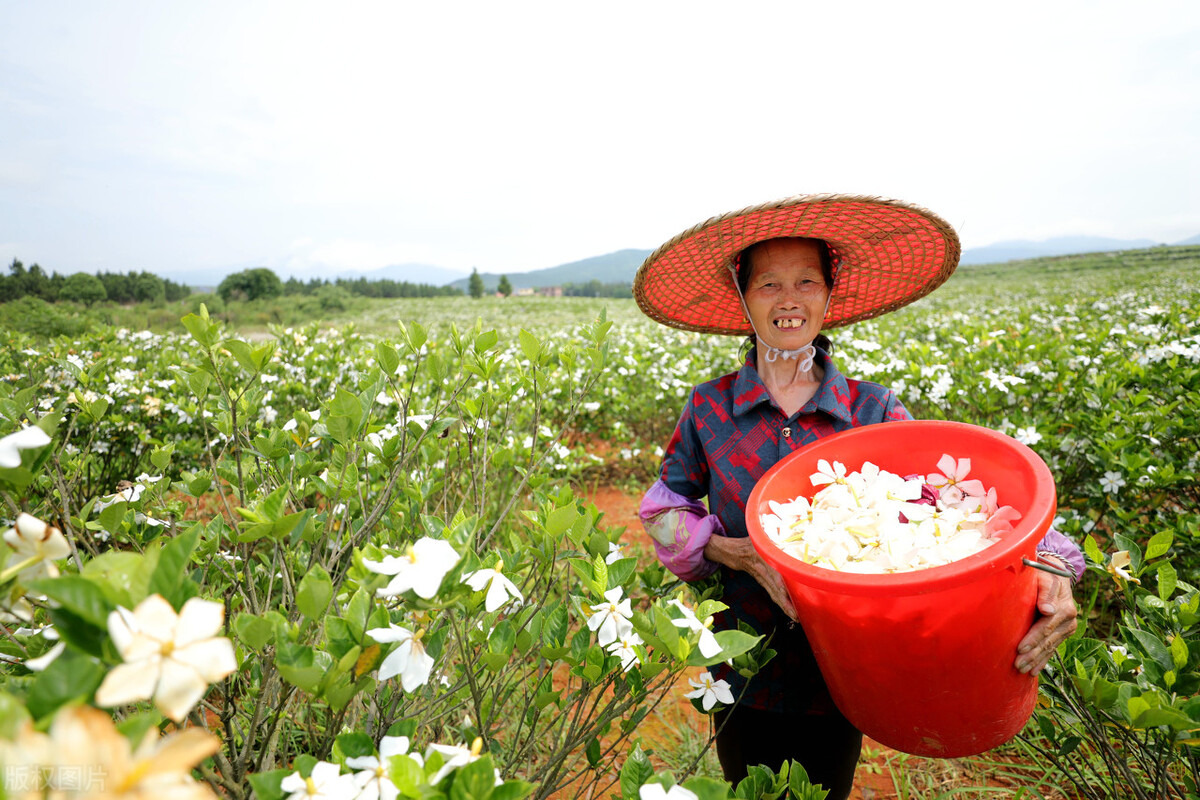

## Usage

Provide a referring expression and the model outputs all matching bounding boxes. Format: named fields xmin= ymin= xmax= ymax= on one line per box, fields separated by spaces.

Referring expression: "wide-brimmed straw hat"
xmin=634 ymin=194 xmax=961 ymax=335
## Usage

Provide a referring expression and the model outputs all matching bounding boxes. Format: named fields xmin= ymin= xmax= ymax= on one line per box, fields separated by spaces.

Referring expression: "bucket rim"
xmin=746 ymin=420 xmax=1057 ymax=596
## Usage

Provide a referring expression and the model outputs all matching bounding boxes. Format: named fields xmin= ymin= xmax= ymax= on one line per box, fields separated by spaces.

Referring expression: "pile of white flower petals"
xmin=761 ymin=454 xmax=1021 ymax=574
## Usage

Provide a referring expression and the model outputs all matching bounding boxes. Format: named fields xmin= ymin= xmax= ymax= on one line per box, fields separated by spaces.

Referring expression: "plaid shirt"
xmin=658 ymin=347 xmax=910 ymax=713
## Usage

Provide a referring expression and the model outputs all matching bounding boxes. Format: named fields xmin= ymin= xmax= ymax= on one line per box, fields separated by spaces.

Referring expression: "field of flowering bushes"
xmin=0 ymin=245 xmax=1198 ymax=799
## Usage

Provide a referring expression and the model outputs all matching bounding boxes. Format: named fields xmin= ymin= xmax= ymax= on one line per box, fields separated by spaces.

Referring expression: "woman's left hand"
xmin=1015 ymin=570 xmax=1078 ymax=675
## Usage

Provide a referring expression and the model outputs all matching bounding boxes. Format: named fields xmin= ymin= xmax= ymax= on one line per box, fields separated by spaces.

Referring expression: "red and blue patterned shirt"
xmin=640 ymin=347 xmax=1082 ymax=713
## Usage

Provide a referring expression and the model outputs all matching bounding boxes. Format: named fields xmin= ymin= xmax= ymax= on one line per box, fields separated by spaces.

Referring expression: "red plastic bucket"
xmin=746 ymin=420 xmax=1056 ymax=757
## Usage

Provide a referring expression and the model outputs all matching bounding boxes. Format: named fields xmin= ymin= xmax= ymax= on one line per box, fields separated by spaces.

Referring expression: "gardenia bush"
xmin=0 ymin=307 xmax=823 ymax=800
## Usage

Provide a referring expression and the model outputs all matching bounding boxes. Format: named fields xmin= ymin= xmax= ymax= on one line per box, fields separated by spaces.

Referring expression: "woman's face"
xmin=743 ymin=238 xmax=831 ymax=350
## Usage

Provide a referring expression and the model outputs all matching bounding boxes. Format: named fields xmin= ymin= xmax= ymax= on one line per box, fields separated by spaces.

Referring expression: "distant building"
xmin=514 ymin=287 xmax=536 ymax=297
xmin=537 ymin=286 xmax=563 ymax=298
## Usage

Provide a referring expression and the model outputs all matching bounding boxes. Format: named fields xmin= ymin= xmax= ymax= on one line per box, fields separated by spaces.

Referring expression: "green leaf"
xmin=1083 ymin=534 xmax=1104 ymax=566
xmin=181 ymin=312 xmax=218 ymax=347
xmin=1128 ymin=628 xmax=1174 ymax=670
xmin=27 ymin=649 xmax=105 ymax=721
xmin=147 ymin=524 xmax=201 ymax=608
xmin=389 ymin=753 xmax=425 ymax=796
xmin=606 ymin=557 xmax=637 ymax=590
xmin=652 ymin=605 xmax=685 ymax=660
xmin=81 ymin=550 xmax=151 ymax=609
xmin=375 ymin=342 xmax=400 ymax=375
xmin=297 ymin=565 xmax=334 ymax=620
xmin=451 ymin=754 xmax=497 ymax=800
xmin=489 ymin=620 xmax=516 ymax=655
xmin=1170 ymin=634 xmax=1189 ymax=670
xmin=27 ymin=575 xmax=112 ymax=628
xmin=686 ymin=629 xmax=763 ymax=667
xmin=544 ymin=605 xmax=568 ymax=648
xmin=97 ymin=501 xmax=128 ymax=537
xmin=786 ymin=759 xmax=828 ymax=800
xmin=235 ymin=612 xmax=277 ymax=652
xmin=225 ymin=339 xmax=259 ymax=373
xmin=545 ymin=505 xmax=576 ymax=538
xmin=519 ymin=329 xmax=540 ymax=362
xmin=681 ymin=777 xmax=740 ymax=800
xmin=619 ymin=744 xmax=655 ymax=800
xmin=0 ymin=692 xmax=31 ymax=739
xmin=1159 ymin=562 xmax=1179 ymax=601
xmin=247 ymin=769 xmax=291 ymax=800
xmin=1145 ymin=530 xmax=1174 ymax=560
xmin=488 ymin=782 xmax=533 ymax=800
xmin=334 ymin=731 xmax=376 ymax=762
xmin=473 ymin=329 xmax=499 ymax=354
xmin=116 ymin=710 xmax=163 ymax=750
xmin=276 ymin=643 xmax=333 ymax=694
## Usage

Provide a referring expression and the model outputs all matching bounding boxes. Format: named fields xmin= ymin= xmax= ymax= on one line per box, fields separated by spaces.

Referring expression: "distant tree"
xmin=468 ymin=268 xmax=484 ymax=299
xmin=131 ymin=272 xmax=166 ymax=303
xmin=59 ymin=272 xmax=108 ymax=306
xmin=24 ymin=263 xmax=51 ymax=300
xmin=218 ymin=268 xmax=283 ymax=303
xmin=163 ymin=278 xmax=191 ymax=302
xmin=497 ymin=275 xmax=513 ymax=297
xmin=0 ymin=259 xmax=25 ymax=302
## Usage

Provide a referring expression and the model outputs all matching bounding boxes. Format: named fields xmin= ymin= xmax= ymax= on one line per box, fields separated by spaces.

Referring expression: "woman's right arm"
xmin=641 ymin=389 xmax=723 ymax=582
xmin=639 ymin=479 xmax=723 ymax=582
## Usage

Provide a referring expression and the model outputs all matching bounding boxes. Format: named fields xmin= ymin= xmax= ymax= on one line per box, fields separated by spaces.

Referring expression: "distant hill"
xmin=446 ymin=249 xmax=652 ymax=292
xmin=168 ymin=232 xmax=1199 ymax=291
xmin=341 ymin=262 xmax=469 ymax=286
xmin=961 ymin=235 xmax=1162 ymax=265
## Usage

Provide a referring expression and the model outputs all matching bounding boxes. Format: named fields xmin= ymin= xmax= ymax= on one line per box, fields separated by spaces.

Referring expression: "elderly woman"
xmin=635 ymin=195 xmax=1083 ymax=798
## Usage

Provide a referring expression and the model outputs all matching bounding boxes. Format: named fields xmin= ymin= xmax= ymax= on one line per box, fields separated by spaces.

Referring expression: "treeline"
xmin=561 ymin=280 xmax=633 ymax=298
xmin=1 ymin=259 xmax=191 ymax=306
xmin=216 ymin=267 xmax=462 ymax=302
xmin=285 ymin=275 xmax=462 ymax=299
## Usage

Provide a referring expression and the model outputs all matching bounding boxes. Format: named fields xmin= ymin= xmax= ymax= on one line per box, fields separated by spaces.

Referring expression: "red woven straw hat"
xmin=634 ymin=194 xmax=961 ymax=335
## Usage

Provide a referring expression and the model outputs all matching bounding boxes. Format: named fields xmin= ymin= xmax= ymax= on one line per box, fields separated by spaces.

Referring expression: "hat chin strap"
xmin=727 ymin=262 xmax=829 ymax=374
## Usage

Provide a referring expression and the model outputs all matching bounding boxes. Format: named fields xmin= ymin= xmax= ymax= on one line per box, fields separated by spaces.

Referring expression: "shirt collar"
xmin=732 ymin=346 xmax=853 ymax=423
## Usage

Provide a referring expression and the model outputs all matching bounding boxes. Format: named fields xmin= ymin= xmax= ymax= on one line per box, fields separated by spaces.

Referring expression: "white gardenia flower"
xmin=462 ymin=561 xmax=523 ymax=612
xmin=425 ymin=739 xmax=501 ymax=786
xmin=364 ymin=537 xmax=460 ymax=599
xmin=684 ymin=671 xmax=735 ymax=711
xmin=94 ymin=594 xmax=238 ymax=722
xmin=281 ymin=760 xmax=358 ymax=800
xmin=0 ymin=426 xmax=51 ymax=468
xmin=586 ymin=587 xmax=633 ymax=646
xmin=762 ymin=456 xmax=1004 ymax=574
xmin=93 ymin=481 xmax=147 ymax=512
xmin=3 ymin=513 xmax=71 ymax=580
xmin=639 ymin=784 xmax=699 ymax=800
xmin=1100 ymin=470 xmax=1126 ymax=494
xmin=668 ymin=599 xmax=722 ymax=658
xmin=606 ymin=631 xmax=643 ymax=672
xmin=367 ymin=624 xmax=435 ymax=691
xmin=346 ymin=736 xmax=418 ymax=800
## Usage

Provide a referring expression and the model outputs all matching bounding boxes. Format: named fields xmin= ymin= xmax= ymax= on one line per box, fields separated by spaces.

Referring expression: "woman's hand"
xmin=703 ymin=535 xmax=799 ymax=622
xmin=1015 ymin=568 xmax=1078 ymax=675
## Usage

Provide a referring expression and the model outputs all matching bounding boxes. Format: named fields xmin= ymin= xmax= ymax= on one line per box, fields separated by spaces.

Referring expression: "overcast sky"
xmin=2 ymin=1 xmax=1198 ymax=280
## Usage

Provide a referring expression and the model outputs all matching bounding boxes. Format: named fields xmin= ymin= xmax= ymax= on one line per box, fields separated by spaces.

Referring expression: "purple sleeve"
xmin=639 ymin=479 xmax=722 ymax=582
xmin=1035 ymin=528 xmax=1085 ymax=582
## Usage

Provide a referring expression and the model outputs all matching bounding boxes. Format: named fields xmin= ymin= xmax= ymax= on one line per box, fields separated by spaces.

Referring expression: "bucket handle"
xmin=1022 ymin=557 xmax=1074 ymax=580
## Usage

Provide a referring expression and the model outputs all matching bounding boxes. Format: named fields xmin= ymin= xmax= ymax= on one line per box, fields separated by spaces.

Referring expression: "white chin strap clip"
xmin=762 ymin=342 xmax=816 ymax=370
